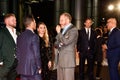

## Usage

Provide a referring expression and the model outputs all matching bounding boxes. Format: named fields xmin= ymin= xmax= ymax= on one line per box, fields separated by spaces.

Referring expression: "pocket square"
xmin=65 ymin=35 xmax=69 ymax=39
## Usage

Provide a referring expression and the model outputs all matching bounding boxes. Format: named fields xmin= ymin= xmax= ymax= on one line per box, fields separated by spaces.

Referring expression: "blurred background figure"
xmin=37 ymin=22 xmax=52 ymax=80
xmin=106 ymin=18 xmax=120 ymax=80
xmin=77 ymin=18 xmax=96 ymax=80
xmin=94 ymin=28 xmax=105 ymax=80
xmin=102 ymin=26 xmax=109 ymax=66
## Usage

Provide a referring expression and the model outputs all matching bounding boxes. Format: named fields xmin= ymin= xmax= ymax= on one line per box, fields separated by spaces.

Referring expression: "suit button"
xmin=14 ymin=48 xmax=16 ymax=50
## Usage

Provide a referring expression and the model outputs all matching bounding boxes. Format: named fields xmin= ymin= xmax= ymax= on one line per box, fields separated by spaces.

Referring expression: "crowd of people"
xmin=0 ymin=12 xmax=120 ymax=80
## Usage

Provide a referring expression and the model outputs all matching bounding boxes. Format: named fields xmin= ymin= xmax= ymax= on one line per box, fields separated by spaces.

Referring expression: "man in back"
xmin=77 ymin=18 xmax=96 ymax=80
xmin=105 ymin=18 xmax=120 ymax=80
xmin=16 ymin=15 xmax=42 ymax=80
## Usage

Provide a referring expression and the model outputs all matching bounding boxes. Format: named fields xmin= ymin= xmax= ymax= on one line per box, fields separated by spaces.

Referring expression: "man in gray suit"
xmin=54 ymin=12 xmax=78 ymax=80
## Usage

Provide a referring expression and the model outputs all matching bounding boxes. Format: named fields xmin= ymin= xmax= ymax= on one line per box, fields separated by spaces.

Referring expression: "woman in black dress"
xmin=95 ymin=28 xmax=105 ymax=80
xmin=37 ymin=22 xmax=52 ymax=80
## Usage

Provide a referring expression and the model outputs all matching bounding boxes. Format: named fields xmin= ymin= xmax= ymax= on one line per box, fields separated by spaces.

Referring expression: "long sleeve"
xmin=32 ymin=35 xmax=41 ymax=69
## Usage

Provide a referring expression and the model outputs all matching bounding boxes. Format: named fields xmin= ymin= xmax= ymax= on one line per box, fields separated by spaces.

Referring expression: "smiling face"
xmin=59 ymin=15 xmax=67 ymax=29
xmin=37 ymin=23 xmax=46 ymax=37
xmin=106 ymin=18 xmax=117 ymax=31
xmin=59 ymin=13 xmax=72 ymax=29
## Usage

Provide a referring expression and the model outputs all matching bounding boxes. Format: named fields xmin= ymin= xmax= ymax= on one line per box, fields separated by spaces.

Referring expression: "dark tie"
xmin=87 ymin=29 xmax=89 ymax=40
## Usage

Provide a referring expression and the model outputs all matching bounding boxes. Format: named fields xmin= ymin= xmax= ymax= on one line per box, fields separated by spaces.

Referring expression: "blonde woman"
xmin=37 ymin=22 xmax=52 ymax=80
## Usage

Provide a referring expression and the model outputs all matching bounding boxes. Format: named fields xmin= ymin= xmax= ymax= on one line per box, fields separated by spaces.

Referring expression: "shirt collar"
xmin=6 ymin=26 xmax=16 ymax=33
xmin=110 ymin=27 xmax=115 ymax=32
xmin=62 ymin=23 xmax=72 ymax=35
xmin=63 ymin=23 xmax=72 ymax=30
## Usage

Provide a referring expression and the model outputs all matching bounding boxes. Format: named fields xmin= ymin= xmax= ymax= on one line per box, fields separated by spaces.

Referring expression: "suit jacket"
xmin=0 ymin=27 xmax=18 ymax=77
xmin=16 ymin=29 xmax=41 ymax=75
xmin=107 ymin=28 xmax=120 ymax=56
xmin=0 ymin=27 xmax=17 ymax=68
xmin=77 ymin=28 xmax=96 ymax=55
xmin=55 ymin=24 xmax=78 ymax=68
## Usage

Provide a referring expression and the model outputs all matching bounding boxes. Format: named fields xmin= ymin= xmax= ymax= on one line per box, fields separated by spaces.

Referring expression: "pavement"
xmin=50 ymin=65 xmax=112 ymax=80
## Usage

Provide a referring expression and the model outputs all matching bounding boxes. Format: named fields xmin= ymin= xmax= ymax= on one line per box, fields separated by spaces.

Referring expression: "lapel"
xmin=109 ymin=28 xmax=117 ymax=36
xmin=83 ymin=28 xmax=88 ymax=39
xmin=4 ymin=27 xmax=16 ymax=46
xmin=89 ymin=28 xmax=94 ymax=41
xmin=83 ymin=28 xmax=87 ymax=35
xmin=63 ymin=24 xmax=73 ymax=36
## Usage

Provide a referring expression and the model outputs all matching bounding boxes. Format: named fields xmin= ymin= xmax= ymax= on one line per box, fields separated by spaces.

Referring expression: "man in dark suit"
xmin=16 ymin=15 xmax=42 ymax=80
xmin=105 ymin=18 xmax=120 ymax=80
xmin=77 ymin=18 xmax=96 ymax=80
xmin=0 ymin=13 xmax=18 ymax=80
xmin=55 ymin=12 xmax=78 ymax=80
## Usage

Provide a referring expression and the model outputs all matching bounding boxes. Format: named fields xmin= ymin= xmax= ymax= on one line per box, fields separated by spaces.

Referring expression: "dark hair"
xmin=95 ymin=28 xmax=103 ymax=36
xmin=85 ymin=18 xmax=93 ymax=23
xmin=23 ymin=14 xmax=34 ymax=27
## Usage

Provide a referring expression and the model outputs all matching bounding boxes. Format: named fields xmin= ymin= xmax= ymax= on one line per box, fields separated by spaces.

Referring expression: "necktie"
xmin=87 ymin=28 xmax=89 ymax=40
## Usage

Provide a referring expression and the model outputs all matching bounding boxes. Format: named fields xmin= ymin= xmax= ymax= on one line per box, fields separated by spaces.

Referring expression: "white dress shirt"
xmin=6 ymin=26 xmax=17 ymax=44
xmin=85 ymin=28 xmax=91 ymax=40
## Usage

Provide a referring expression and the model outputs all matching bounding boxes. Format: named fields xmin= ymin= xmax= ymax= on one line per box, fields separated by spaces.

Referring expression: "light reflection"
xmin=108 ymin=4 xmax=114 ymax=11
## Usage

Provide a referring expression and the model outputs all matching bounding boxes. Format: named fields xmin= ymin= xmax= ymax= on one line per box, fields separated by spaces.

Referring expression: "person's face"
xmin=59 ymin=15 xmax=67 ymax=29
xmin=37 ymin=24 xmax=46 ymax=34
xmin=84 ymin=19 xmax=92 ymax=28
xmin=7 ymin=16 xmax=16 ymax=28
xmin=31 ymin=19 xmax=36 ymax=30
xmin=106 ymin=19 xmax=112 ymax=31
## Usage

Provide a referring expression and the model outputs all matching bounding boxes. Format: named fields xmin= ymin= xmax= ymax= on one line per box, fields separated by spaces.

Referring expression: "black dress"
xmin=39 ymin=37 xmax=52 ymax=80
xmin=94 ymin=36 xmax=104 ymax=78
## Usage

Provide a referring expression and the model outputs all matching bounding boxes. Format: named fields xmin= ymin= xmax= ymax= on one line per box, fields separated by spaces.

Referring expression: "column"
xmin=63 ymin=0 xmax=70 ymax=12
xmin=18 ymin=0 xmax=24 ymax=31
xmin=12 ymin=0 xmax=19 ymax=16
xmin=87 ymin=0 xmax=92 ymax=17
xmin=54 ymin=0 xmax=61 ymax=26
xmin=0 ymin=0 xmax=9 ymax=16
xmin=74 ymin=0 xmax=87 ymax=29
xmin=92 ymin=0 xmax=98 ymax=27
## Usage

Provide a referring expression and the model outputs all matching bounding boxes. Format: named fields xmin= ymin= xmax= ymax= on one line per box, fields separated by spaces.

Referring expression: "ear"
xmin=84 ymin=22 xmax=86 ymax=25
xmin=91 ymin=21 xmax=94 ymax=25
xmin=4 ymin=18 xmax=8 ymax=25
xmin=37 ymin=27 xmax=39 ymax=31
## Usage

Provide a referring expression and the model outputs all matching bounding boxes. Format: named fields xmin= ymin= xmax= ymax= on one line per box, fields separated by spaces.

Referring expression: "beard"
xmin=9 ymin=23 xmax=16 ymax=28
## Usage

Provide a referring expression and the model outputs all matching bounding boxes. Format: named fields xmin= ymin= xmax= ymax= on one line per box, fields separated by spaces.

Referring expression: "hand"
xmin=56 ymin=25 xmax=61 ymax=33
xmin=38 ymin=69 xmax=42 ymax=74
xmin=102 ymin=44 xmax=108 ymax=49
xmin=48 ymin=61 xmax=52 ymax=69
